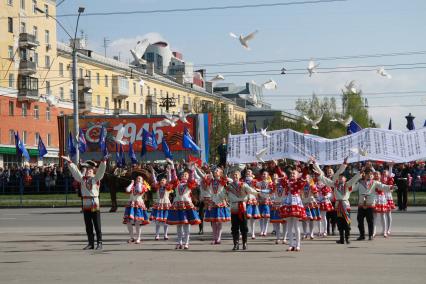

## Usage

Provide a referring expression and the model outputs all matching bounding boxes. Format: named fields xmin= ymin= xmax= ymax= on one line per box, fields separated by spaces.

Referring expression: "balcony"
xmin=78 ymin=78 xmax=92 ymax=114
xmin=112 ymin=75 xmax=129 ymax=99
xmin=19 ymin=33 xmax=39 ymax=49
xmin=17 ymin=75 xmax=39 ymax=102
xmin=19 ymin=60 xmax=37 ymax=76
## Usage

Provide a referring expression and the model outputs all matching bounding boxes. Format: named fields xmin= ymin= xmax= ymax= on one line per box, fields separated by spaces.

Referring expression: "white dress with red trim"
xmin=316 ymin=182 xmax=334 ymax=212
xmin=280 ymin=178 xmax=307 ymax=220
xmin=271 ymin=181 xmax=286 ymax=223
xmin=382 ymin=176 xmax=396 ymax=210
xmin=243 ymin=177 xmax=261 ymax=219
xmin=150 ymin=184 xmax=173 ymax=223
xmin=166 ymin=178 xmax=201 ymax=225
xmin=256 ymin=180 xmax=273 ymax=218
xmin=123 ymin=183 xmax=150 ymax=225
xmin=204 ymin=177 xmax=231 ymax=223
xmin=302 ymin=181 xmax=321 ymax=221
xmin=374 ymin=188 xmax=390 ymax=213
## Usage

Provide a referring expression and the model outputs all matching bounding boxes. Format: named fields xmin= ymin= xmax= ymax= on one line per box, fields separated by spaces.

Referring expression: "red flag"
xmin=188 ymin=155 xmax=202 ymax=167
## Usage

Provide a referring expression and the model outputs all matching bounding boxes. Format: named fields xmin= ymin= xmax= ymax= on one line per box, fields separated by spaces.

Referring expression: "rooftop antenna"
xmin=103 ymin=37 xmax=110 ymax=57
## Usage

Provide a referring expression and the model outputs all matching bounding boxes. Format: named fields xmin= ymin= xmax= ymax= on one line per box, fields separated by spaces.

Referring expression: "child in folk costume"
xmin=150 ymin=164 xmax=174 ymax=240
xmin=271 ymin=173 xmax=288 ymax=244
xmin=242 ymin=169 xmax=261 ymax=239
xmin=280 ymin=169 xmax=308 ymax=252
xmin=202 ymin=167 xmax=231 ymax=244
xmin=373 ymin=171 xmax=391 ymax=238
xmin=315 ymin=176 xmax=334 ymax=237
xmin=301 ymin=176 xmax=320 ymax=240
xmin=62 ymin=156 xmax=107 ymax=250
xmin=227 ymin=170 xmax=260 ymax=251
xmin=313 ymin=159 xmax=361 ymax=244
xmin=123 ymin=176 xmax=150 ymax=244
xmin=256 ymin=171 xmax=274 ymax=237
xmin=382 ymin=166 xmax=395 ymax=235
xmin=166 ymin=163 xmax=201 ymax=250
xmin=194 ymin=166 xmax=212 ymax=235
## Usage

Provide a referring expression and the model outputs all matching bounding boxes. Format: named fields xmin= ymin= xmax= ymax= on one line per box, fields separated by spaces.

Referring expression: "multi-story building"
xmin=0 ymin=0 xmax=246 ymax=167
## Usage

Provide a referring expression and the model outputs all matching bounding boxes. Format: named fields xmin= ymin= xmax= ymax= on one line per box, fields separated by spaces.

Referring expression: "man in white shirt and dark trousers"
xmin=352 ymin=168 xmax=396 ymax=241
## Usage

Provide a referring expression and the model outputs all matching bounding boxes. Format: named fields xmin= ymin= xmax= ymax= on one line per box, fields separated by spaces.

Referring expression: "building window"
xmin=178 ymin=94 xmax=181 ymax=104
xmin=140 ymin=86 xmax=143 ymax=96
xmin=45 ymin=55 xmax=50 ymax=68
xmin=46 ymin=107 xmax=50 ymax=121
xmin=21 ymin=0 xmax=25 ymax=9
xmin=34 ymin=52 xmax=38 ymax=66
xmin=44 ymin=4 xmax=48 ymax=16
xmin=8 ymin=46 xmax=14 ymax=59
xmin=46 ymin=81 xmax=51 ymax=95
xmin=96 ymin=73 xmax=100 ymax=84
xmin=133 ymin=82 xmax=136 ymax=94
xmin=104 ymin=75 xmax=108 ymax=87
xmin=35 ymin=132 xmax=40 ymax=145
xmin=22 ymin=131 xmax=27 ymax=144
xmin=96 ymin=95 xmax=100 ymax=107
xmin=9 ymin=130 xmax=15 ymax=145
xmin=8 ymin=0 xmax=14 ymax=6
xmin=8 ymin=74 xmax=15 ymax=88
xmin=105 ymin=97 xmax=109 ymax=109
xmin=59 ymin=63 xmax=64 ymax=76
xmin=32 ymin=0 xmax=37 ymax=13
xmin=34 ymin=105 xmax=39 ymax=119
xmin=9 ymin=101 xmax=14 ymax=116
xmin=33 ymin=26 xmax=38 ymax=40
xmin=69 ymin=88 xmax=73 ymax=100
xmin=20 ymin=22 xmax=26 ymax=33
xmin=140 ymin=104 xmax=143 ymax=114
xmin=86 ymin=70 xmax=91 ymax=80
xmin=8 ymin=18 xmax=13 ymax=33
xmin=126 ymin=101 xmax=129 ymax=111
xmin=147 ymin=86 xmax=150 ymax=95
xmin=47 ymin=133 xmax=51 ymax=146
xmin=133 ymin=103 xmax=136 ymax=113
xmin=45 ymin=30 xmax=50 ymax=44
xmin=79 ymin=68 xmax=83 ymax=78
xmin=22 ymin=103 xmax=27 ymax=117
xmin=59 ymin=87 xmax=64 ymax=99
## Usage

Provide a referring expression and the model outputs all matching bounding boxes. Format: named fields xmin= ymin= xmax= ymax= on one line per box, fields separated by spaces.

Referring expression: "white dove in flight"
xmin=350 ymin=147 xmax=368 ymax=157
xmin=330 ymin=115 xmax=352 ymax=126
xmin=178 ymin=109 xmax=190 ymax=124
xmin=377 ymin=67 xmax=392 ymax=79
xmin=260 ymin=128 xmax=271 ymax=138
xmin=255 ymin=148 xmax=268 ymax=163
xmin=229 ymin=30 xmax=258 ymax=50
xmin=262 ymin=79 xmax=278 ymax=90
xmin=307 ymin=59 xmax=320 ymax=77
xmin=45 ymin=94 xmax=58 ymax=107
xmin=304 ymin=114 xmax=323 ymax=130
xmin=113 ymin=125 xmax=128 ymax=145
xmin=210 ymin=74 xmax=225 ymax=81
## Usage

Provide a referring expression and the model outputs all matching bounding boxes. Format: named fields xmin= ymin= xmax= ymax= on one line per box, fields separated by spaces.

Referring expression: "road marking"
xmin=0 ymin=218 xmax=17 ymax=220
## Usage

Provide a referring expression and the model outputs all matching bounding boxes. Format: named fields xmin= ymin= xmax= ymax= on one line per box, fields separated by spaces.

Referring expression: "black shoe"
xmin=83 ymin=244 xmax=94 ymax=250
xmin=95 ymin=243 xmax=103 ymax=250
xmin=368 ymin=236 xmax=373 ymax=241
xmin=232 ymin=242 xmax=239 ymax=251
xmin=242 ymin=243 xmax=247 ymax=250
xmin=198 ymin=229 xmax=204 ymax=235
xmin=345 ymin=238 xmax=351 ymax=244
xmin=336 ymin=240 xmax=344 ymax=244
xmin=356 ymin=236 xmax=365 ymax=241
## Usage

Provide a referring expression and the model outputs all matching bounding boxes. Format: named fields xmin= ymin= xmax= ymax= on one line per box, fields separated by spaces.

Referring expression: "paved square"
xmin=1 ymin=208 xmax=425 ymax=284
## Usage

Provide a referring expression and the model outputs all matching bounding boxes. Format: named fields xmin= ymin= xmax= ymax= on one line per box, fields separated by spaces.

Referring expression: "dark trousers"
xmin=397 ymin=184 xmax=408 ymax=210
xmin=327 ymin=210 xmax=337 ymax=235
xmin=336 ymin=216 xmax=350 ymax=241
xmin=231 ymin=213 xmax=248 ymax=244
xmin=83 ymin=211 xmax=102 ymax=245
xmin=357 ymin=207 xmax=374 ymax=238
xmin=198 ymin=201 xmax=205 ymax=233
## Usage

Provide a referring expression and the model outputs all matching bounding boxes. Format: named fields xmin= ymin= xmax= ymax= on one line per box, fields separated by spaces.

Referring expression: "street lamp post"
xmin=36 ymin=6 xmax=85 ymax=163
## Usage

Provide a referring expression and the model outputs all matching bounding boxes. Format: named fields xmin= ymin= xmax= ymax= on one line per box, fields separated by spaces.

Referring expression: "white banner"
xmin=227 ymin=128 xmax=426 ymax=165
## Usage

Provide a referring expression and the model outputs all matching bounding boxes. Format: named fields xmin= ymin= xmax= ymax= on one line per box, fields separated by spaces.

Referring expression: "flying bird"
xmin=350 ymin=147 xmax=368 ymax=157
xmin=260 ymin=128 xmax=271 ymax=138
xmin=229 ymin=30 xmax=258 ymax=50
xmin=45 ymin=94 xmax=58 ymax=107
xmin=303 ymin=114 xmax=323 ymax=130
xmin=113 ymin=125 xmax=128 ymax=145
xmin=262 ymin=79 xmax=278 ymax=90
xmin=281 ymin=67 xmax=287 ymax=75
xmin=307 ymin=59 xmax=320 ymax=77
xmin=330 ymin=115 xmax=352 ymax=126
xmin=139 ymin=79 xmax=144 ymax=86
xmin=377 ymin=67 xmax=392 ymax=79
xmin=210 ymin=74 xmax=225 ymax=81
xmin=154 ymin=118 xmax=178 ymax=128
xmin=178 ymin=109 xmax=190 ymax=124
xmin=255 ymin=148 xmax=268 ymax=163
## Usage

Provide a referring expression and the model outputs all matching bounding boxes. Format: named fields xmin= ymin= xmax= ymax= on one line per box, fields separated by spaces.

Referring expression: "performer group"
xmin=62 ymin=155 xmax=398 ymax=252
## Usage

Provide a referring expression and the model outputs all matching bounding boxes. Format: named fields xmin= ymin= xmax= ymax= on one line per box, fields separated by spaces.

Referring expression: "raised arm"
xmin=94 ymin=160 xmax=107 ymax=182
xmin=126 ymin=181 xmax=134 ymax=193
xmin=68 ymin=162 xmax=83 ymax=182
xmin=332 ymin=162 xmax=347 ymax=182
xmin=347 ymin=173 xmax=362 ymax=189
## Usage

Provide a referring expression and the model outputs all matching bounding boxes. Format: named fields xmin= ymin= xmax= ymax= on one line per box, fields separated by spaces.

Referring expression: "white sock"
xmin=217 ymin=223 xmax=223 ymax=242
xmin=385 ymin=212 xmax=392 ymax=233
xmin=309 ymin=220 xmax=314 ymax=238
xmin=183 ymin=224 xmax=190 ymax=245
xmin=164 ymin=224 xmax=169 ymax=237
xmin=127 ymin=222 xmax=134 ymax=239
xmin=176 ymin=225 xmax=183 ymax=245
xmin=259 ymin=219 xmax=264 ymax=234
xmin=155 ymin=221 xmax=161 ymax=237
xmin=135 ymin=221 xmax=142 ymax=241
xmin=283 ymin=222 xmax=288 ymax=241
xmin=264 ymin=218 xmax=269 ymax=235
xmin=250 ymin=219 xmax=256 ymax=237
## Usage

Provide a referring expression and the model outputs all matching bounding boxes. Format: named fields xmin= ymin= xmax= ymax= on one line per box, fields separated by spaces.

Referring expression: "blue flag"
xmin=424 ymin=120 xmax=426 ymax=128
xmin=37 ymin=136 xmax=48 ymax=158
xmin=128 ymin=142 xmax=138 ymax=164
xmin=242 ymin=120 xmax=248 ymax=134
xmin=67 ymin=131 xmax=76 ymax=158
xmin=119 ymin=144 xmax=126 ymax=167
xmin=388 ymin=118 xmax=392 ymax=130
xmin=162 ymin=138 xmax=173 ymax=160
xmin=115 ymin=143 xmax=122 ymax=167
xmin=78 ymin=128 xmax=87 ymax=153
xmin=141 ymin=128 xmax=149 ymax=157
xmin=15 ymin=131 xmax=30 ymax=161
xmin=405 ymin=113 xmax=415 ymax=131
xmin=347 ymin=121 xmax=362 ymax=135
xmin=150 ymin=129 xmax=158 ymax=149
xmin=99 ymin=126 xmax=108 ymax=157
xmin=183 ymin=128 xmax=201 ymax=152
xmin=253 ymin=123 xmax=257 ymax=133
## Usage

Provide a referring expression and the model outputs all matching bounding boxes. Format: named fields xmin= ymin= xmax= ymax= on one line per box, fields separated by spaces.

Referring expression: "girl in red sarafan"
xmin=123 ymin=176 xmax=150 ymax=244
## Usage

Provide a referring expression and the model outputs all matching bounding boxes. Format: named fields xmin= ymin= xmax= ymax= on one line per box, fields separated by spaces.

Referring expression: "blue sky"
xmin=57 ymin=0 xmax=426 ymax=130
